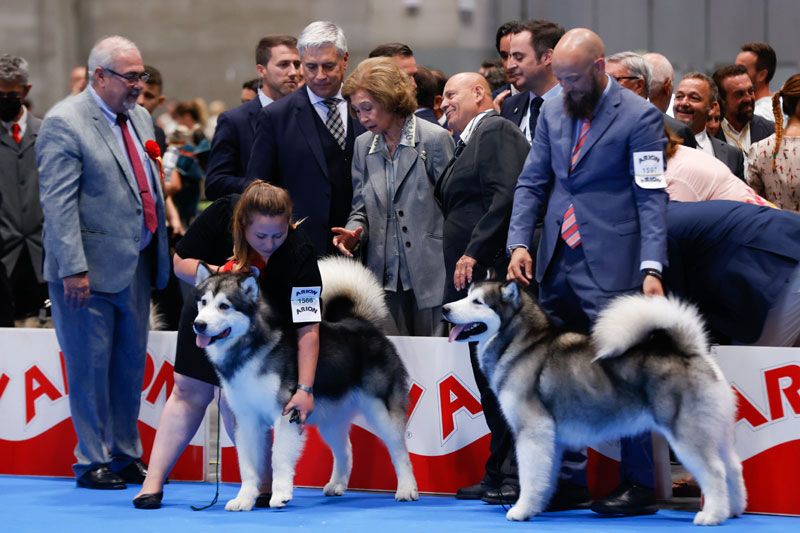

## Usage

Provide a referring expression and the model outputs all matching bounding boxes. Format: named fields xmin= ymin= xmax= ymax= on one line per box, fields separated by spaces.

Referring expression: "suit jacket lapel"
xmin=19 ymin=114 xmax=40 ymax=153
xmin=83 ymin=92 xmax=140 ymax=198
xmin=364 ymin=137 xmax=389 ymax=211
xmin=571 ymin=82 xmax=620 ymax=170
xmin=392 ymin=116 xmax=420 ymax=197
xmin=295 ymin=91 xmax=328 ymax=179
xmin=129 ymin=109 xmax=165 ymax=202
xmin=247 ymin=97 xmax=261 ymax=135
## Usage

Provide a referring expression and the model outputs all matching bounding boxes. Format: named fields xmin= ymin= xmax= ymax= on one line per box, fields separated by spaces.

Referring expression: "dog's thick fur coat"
xmin=194 ymin=256 xmax=418 ymax=511
xmin=443 ymin=281 xmax=745 ymax=525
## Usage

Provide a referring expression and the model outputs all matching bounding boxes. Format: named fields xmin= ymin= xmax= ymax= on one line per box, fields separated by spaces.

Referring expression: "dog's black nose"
xmin=194 ymin=320 xmax=207 ymax=333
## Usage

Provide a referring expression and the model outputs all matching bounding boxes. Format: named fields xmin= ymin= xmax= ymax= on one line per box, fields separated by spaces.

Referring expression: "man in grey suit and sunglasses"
xmin=36 ymin=35 xmax=170 ymax=490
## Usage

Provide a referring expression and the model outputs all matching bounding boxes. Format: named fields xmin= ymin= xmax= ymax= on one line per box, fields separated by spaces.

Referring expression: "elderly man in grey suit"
xmin=36 ymin=35 xmax=170 ymax=490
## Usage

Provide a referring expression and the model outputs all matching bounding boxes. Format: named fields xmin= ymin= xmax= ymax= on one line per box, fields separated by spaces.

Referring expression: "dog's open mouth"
xmin=448 ymin=322 xmax=488 ymax=342
xmin=195 ymin=328 xmax=231 ymax=348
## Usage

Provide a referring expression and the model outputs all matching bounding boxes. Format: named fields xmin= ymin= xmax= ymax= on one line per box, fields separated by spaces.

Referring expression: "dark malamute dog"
xmin=193 ymin=256 xmax=418 ymax=511
xmin=443 ymin=281 xmax=745 ymax=525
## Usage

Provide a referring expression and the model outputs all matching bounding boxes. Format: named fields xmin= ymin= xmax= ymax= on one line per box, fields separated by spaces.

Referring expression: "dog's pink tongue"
xmin=196 ymin=334 xmax=212 ymax=348
xmin=448 ymin=324 xmax=466 ymax=343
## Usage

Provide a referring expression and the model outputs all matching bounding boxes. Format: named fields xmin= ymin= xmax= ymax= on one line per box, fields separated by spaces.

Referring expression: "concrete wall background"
xmin=1 ymin=0 xmax=798 ymax=116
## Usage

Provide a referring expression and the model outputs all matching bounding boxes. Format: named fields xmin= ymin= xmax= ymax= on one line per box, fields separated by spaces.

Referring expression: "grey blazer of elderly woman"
xmin=346 ymin=115 xmax=454 ymax=311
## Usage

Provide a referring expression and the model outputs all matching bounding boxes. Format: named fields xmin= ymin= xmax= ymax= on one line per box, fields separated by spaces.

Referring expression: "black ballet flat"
xmin=133 ymin=491 xmax=164 ymax=509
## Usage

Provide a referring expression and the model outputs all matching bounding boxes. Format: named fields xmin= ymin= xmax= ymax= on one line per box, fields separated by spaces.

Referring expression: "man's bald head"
xmin=441 ymin=72 xmax=494 ymax=134
xmin=551 ymin=29 xmax=608 ymax=119
xmin=552 ymin=28 xmax=605 ymax=70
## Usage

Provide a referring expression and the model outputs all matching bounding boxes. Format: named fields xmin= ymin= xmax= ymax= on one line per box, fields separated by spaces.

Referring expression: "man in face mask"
xmin=0 ymin=54 xmax=47 ymax=326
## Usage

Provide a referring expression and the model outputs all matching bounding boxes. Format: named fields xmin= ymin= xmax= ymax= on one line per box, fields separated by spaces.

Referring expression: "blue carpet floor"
xmin=0 ymin=476 xmax=795 ymax=532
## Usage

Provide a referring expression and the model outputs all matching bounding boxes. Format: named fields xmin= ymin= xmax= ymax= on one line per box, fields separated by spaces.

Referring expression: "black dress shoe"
xmin=254 ymin=493 xmax=272 ymax=508
xmin=76 ymin=466 xmax=126 ymax=490
xmin=133 ymin=492 xmax=163 ymax=509
xmin=481 ymin=485 xmax=520 ymax=505
xmin=590 ymin=481 xmax=658 ymax=516
xmin=455 ymin=483 xmax=486 ymax=500
xmin=546 ymin=480 xmax=592 ymax=511
xmin=115 ymin=459 xmax=148 ymax=484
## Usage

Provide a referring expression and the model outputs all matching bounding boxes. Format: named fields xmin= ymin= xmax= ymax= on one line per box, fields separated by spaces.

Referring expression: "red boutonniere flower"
xmin=144 ymin=140 xmax=165 ymax=183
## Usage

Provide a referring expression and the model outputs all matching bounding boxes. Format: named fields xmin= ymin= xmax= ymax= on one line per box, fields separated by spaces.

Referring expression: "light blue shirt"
xmin=88 ymin=85 xmax=157 ymax=249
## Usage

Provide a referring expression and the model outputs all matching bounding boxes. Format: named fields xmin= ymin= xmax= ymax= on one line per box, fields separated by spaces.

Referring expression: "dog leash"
xmin=191 ymin=393 xmax=222 ymax=511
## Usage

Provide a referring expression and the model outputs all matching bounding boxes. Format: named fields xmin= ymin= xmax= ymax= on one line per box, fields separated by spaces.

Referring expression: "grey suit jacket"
xmin=36 ymin=90 xmax=170 ymax=293
xmin=0 ymin=111 xmax=43 ymax=281
xmin=710 ymin=136 xmax=745 ymax=181
xmin=346 ymin=116 xmax=454 ymax=310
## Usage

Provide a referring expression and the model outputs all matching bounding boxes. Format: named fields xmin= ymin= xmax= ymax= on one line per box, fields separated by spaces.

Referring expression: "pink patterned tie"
xmin=561 ymin=119 xmax=590 ymax=248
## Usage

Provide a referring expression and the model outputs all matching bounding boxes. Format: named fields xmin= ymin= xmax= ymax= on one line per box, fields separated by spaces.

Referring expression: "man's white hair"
xmin=87 ymin=35 xmax=140 ymax=83
xmin=607 ymin=50 xmax=652 ymax=99
xmin=297 ymin=21 xmax=347 ymax=57
xmin=643 ymin=52 xmax=674 ymax=92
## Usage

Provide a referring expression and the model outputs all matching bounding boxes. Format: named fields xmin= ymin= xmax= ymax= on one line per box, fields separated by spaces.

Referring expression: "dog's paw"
xmin=323 ymin=481 xmax=347 ymax=497
xmin=225 ymin=496 xmax=256 ymax=511
xmin=506 ymin=505 xmax=533 ymax=521
xmin=269 ymin=490 xmax=293 ymax=508
xmin=693 ymin=510 xmax=726 ymax=526
xmin=730 ymin=496 xmax=747 ymax=517
xmin=394 ymin=484 xmax=419 ymax=501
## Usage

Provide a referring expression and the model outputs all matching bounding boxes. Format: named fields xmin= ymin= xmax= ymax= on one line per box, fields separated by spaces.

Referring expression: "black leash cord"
xmin=191 ymin=392 xmax=222 ymax=511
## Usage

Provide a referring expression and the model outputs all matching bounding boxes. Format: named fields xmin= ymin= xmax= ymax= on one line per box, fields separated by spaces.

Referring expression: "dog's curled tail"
xmin=318 ymin=256 xmax=390 ymax=324
xmin=592 ymin=295 xmax=708 ymax=360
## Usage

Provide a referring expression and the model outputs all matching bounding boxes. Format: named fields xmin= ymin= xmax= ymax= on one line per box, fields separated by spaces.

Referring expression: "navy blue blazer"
xmin=507 ymin=79 xmax=668 ymax=293
xmin=714 ymin=114 xmax=775 ymax=146
xmin=414 ymin=107 xmax=438 ymax=125
xmin=245 ymin=88 xmax=364 ymax=254
xmin=666 ymin=200 xmax=800 ymax=342
xmin=204 ymin=97 xmax=263 ymax=200
xmin=500 ymin=91 xmax=529 ymax=127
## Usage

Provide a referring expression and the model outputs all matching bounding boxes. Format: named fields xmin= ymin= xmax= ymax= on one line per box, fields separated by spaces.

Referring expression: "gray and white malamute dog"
xmin=194 ymin=256 xmax=418 ymax=511
xmin=443 ymin=281 xmax=745 ymax=526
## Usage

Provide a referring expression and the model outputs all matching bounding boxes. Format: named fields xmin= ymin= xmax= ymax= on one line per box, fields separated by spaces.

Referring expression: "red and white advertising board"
xmin=712 ymin=346 xmax=800 ymax=516
xmin=0 ymin=329 xmax=205 ymax=481
xmin=1 ymin=328 xmax=797 ymax=515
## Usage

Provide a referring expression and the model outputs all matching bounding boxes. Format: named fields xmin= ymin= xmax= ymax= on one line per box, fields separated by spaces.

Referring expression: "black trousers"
xmin=469 ymin=342 xmax=518 ymax=488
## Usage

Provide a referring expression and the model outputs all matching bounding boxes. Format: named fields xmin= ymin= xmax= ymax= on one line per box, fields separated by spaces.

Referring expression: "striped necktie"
xmin=323 ymin=97 xmax=346 ymax=150
xmin=562 ymin=119 xmax=591 ymax=248
xmin=570 ymin=118 xmax=590 ymax=171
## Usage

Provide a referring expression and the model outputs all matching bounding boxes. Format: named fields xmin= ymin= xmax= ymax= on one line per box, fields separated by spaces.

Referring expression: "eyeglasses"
xmin=613 ymin=76 xmax=641 ymax=83
xmin=104 ymin=67 xmax=150 ymax=84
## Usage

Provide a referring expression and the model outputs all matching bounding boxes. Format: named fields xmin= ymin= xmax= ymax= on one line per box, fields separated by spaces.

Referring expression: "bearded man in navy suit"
xmin=507 ymin=28 xmax=668 ymax=517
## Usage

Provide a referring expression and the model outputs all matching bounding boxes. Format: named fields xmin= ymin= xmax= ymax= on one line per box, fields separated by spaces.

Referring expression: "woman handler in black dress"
xmin=133 ymin=181 xmax=321 ymax=509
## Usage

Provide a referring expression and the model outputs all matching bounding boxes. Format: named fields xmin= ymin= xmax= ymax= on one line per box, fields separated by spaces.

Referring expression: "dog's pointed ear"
xmin=500 ymin=280 xmax=521 ymax=305
xmin=195 ymin=262 xmax=212 ymax=286
xmin=240 ymin=273 xmax=260 ymax=301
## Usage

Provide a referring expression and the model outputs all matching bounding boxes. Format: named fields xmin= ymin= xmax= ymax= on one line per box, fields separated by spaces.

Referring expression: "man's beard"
xmin=733 ymin=101 xmax=754 ymax=126
xmin=563 ymin=76 xmax=603 ymax=120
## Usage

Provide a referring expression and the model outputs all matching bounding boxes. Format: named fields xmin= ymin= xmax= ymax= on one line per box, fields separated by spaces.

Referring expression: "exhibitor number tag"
xmin=291 ymin=286 xmax=322 ymax=322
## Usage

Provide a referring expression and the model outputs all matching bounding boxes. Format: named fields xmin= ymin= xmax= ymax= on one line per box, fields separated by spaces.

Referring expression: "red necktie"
xmin=11 ymin=123 xmax=22 ymax=144
xmin=117 ymin=114 xmax=157 ymax=233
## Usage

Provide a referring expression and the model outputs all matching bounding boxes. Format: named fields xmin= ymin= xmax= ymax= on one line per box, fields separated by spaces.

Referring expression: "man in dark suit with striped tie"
xmin=246 ymin=21 xmax=364 ymax=255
